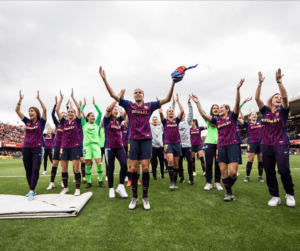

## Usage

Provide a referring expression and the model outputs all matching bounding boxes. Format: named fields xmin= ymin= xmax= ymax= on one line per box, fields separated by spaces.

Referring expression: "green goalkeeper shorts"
xmin=83 ymin=144 xmax=101 ymax=160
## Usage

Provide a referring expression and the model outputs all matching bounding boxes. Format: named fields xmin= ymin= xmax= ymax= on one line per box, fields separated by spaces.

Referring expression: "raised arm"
xmin=187 ymin=96 xmax=193 ymax=126
xmin=71 ymin=88 xmax=81 ymax=119
xmin=119 ymin=107 xmax=127 ymax=120
xmin=37 ymin=91 xmax=47 ymax=120
xmin=191 ymin=94 xmax=212 ymax=122
xmin=176 ymin=94 xmax=184 ymax=120
xmin=94 ymin=97 xmax=102 ymax=126
xmin=55 ymin=91 xmax=64 ymax=121
xmin=255 ymin=72 xmax=265 ymax=110
xmin=159 ymin=82 xmax=175 ymax=106
xmin=52 ymin=97 xmax=59 ymax=127
xmin=171 ymin=95 xmax=176 ymax=113
xmin=233 ymin=79 xmax=244 ymax=115
xmin=276 ymin=68 xmax=289 ymax=109
xmin=157 ymin=97 xmax=165 ymax=121
xmin=99 ymin=66 xmax=120 ymax=102
xmin=105 ymin=100 xmax=117 ymax=118
xmin=15 ymin=90 xmax=25 ymax=120
xmin=240 ymin=96 xmax=252 ymax=109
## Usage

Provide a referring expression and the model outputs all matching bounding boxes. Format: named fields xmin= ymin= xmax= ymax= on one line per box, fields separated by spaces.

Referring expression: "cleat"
xmin=46 ymin=182 xmax=55 ymax=190
xmin=268 ymin=197 xmax=281 ymax=206
xmin=42 ymin=170 xmax=47 ymax=175
xmin=116 ymin=184 xmax=128 ymax=198
xmin=82 ymin=177 xmax=87 ymax=183
xmin=153 ymin=177 xmax=157 ymax=180
xmin=179 ymin=177 xmax=185 ymax=184
xmin=160 ymin=174 xmax=164 ymax=179
xmin=125 ymin=176 xmax=128 ymax=182
xmin=72 ymin=180 xmax=75 ymax=183
xmin=286 ymin=194 xmax=296 ymax=207
xmin=105 ymin=176 xmax=108 ymax=181
xmin=129 ymin=197 xmax=138 ymax=210
xmin=223 ymin=193 xmax=232 ymax=202
xmin=138 ymin=180 xmax=141 ymax=186
xmin=258 ymin=176 xmax=264 ymax=183
xmin=244 ymin=176 xmax=250 ymax=183
xmin=99 ymin=181 xmax=105 ymax=188
xmin=60 ymin=188 xmax=69 ymax=194
xmin=126 ymin=180 xmax=132 ymax=187
xmin=28 ymin=191 xmax=35 ymax=201
xmin=230 ymin=195 xmax=236 ymax=201
xmin=169 ymin=182 xmax=174 ymax=190
xmin=109 ymin=188 xmax=115 ymax=198
xmin=173 ymin=182 xmax=178 ymax=189
xmin=193 ymin=172 xmax=197 ymax=176
xmin=61 ymin=181 xmax=64 ymax=188
xmin=203 ymin=172 xmax=206 ymax=176
xmin=204 ymin=183 xmax=213 ymax=191
xmin=74 ymin=189 xmax=80 ymax=196
xmin=85 ymin=183 xmax=92 ymax=189
xmin=237 ymin=172 xmax=240 ymax=177
xmin=214 ymin=182 xmax=224 ymax=191
xmin=142 ymin=197 xmax=150 ymax=210
xmin=188 ymin=180 xmax=194 ymax=185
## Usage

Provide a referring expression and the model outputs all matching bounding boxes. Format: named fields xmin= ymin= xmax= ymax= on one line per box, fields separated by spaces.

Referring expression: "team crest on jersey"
xmin=226 ymin=117 xmax=229 ymax=120
xmin=144 ymin=105 xmax=148 ymax=109
xmin=276 ymin=112 xmax=279 ymax=116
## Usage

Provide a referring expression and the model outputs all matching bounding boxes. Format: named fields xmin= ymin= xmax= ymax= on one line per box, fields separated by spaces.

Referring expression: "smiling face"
xmin=67 ymin=108 xmax=75 ymax=120
xmin=219 ymin=105 xmax=229 ymax=117
xmin=111 ymin=106 xmax=118 ymax=118
xmin=249 ymin=112 xmax=257 ymax=122
xmin=61 ymin=112 xmax=67 ymax=119
xmin=47 ymin=128 xmax=53 ymax=134
xmin=28 ymin=108 xmax=37 ymax=120
xmin=87 ymin=113 xmax=95 ymax=123
xmin=211 ymin=105 xmax=219 ymax=116
xmin=167 ymin=108 xmax=174 ymax=119
xmin=134 ymin=89 xmax=144 ymax=102
xmin=152 ymin=117 xmax=159 ymax=126
xmin=271 ymin=94 xmax=282 ymax=107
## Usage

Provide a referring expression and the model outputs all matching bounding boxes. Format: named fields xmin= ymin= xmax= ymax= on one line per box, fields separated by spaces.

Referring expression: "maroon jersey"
xmin=60 ymin=118 xmax=81 ymax=148
xmin=244 ymin=121 xmax=263 ymax=144
xmin=119 ymin=98 xmax=160 ymax=140
xmin=211 ymin=112 xmax=241 ymax=147
xmin=104 ymin=116 xmax=124 ymax=148
xmin=190 ymin=126 xmax=205 ymax=146
xmin=54 ymin=123 xmax=64 ymax=147
xmin=260 ymin=106 xmax=290 ymax=146
xmin=162 ymin=118 xmax=181 ymax=144
xmin=22 ymin=117 xmax=46 ymax=148
xmin=44 ymin=133 xmax=54 ymax=149
xmin=121 ymin=125 xmax=128 ymax=147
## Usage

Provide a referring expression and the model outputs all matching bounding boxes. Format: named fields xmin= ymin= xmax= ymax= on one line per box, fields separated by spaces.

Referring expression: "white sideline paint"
xmin=0 ymin=192 xmax=93 ymax=219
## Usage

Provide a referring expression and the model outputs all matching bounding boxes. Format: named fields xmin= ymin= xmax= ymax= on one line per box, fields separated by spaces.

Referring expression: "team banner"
xmin=2 ymin=142 xmax=23 ymax=148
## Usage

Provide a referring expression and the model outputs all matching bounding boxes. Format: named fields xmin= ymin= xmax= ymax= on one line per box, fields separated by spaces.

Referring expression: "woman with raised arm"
xmin=81 ymin=97 xmax=104 ymax=189
xmin=56 ymin=89 xmax=82 ymax=196
xmin=159 ymin=94 xmax=184 ymax=190
xmin=15 ymin=90 xmax=47 ymax=201
xmin=237 ymin=98 xmax=264 ymax=183
xmin=99 ymin=66 xmax=175 ymax=210
xmin=42 ymin=127 xmax=55 ymax=175
xmin=255 ymin=70 xmax=295 ymax=207
xmin=103 ymin=95 xmax=128 ymax=199
xmin=190 ymin=119 xmax=207 ymax=177
xmin=46 ymin=96 xmax=68 ymax=190
xmin=191 ymin=79 xmax=244 ymax=201
xmin=171 ymin=95 xmax=194 ymax=185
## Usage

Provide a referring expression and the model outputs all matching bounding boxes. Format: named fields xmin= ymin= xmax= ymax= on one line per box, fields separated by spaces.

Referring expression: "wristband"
xmin=18 ymin=103 xmax=21 ymax=105
xmin=277 ymin=80 xmax=282 ymax=84
xmin=239 ymin=104 xmax=242 ymax=109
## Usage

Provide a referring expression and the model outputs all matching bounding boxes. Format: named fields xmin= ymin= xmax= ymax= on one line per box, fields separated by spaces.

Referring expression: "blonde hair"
xmin=266 ymin=93 xmax=280 ymax=110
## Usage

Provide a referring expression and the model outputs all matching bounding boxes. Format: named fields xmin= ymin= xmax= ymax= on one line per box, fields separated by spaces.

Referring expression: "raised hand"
xmin=71 ymin=88 xmax=74 ymax=99
xmin=93 ymin=97 xmax=95 ymax=105
xmin=258 ymin=72 xmax=265 ymax=84
xmin=84 ymin=97 xmax=86 ymax=106
xmin=176 ymin=93 xmax=179 ymax=102
xmin=244 ymin=96 xmax=252 ymax=103
xmin=99 ymin=66 xmax=106 ymax=80
xmin=119 ymin=89 xmax=125 ymax=98
xmin=66 ymin=98 xmax=70 ymax=107
xmin=118 ymin=107 xmax=124 ymax=116
xmin=237 ymin=79 xmax=245 ymax=90
xmin=188 ymin=95 xmax=191 ymax=103
xmin=60 ymin=90 xmax=64 ymax=100
xmin=55 ymin=96 xmax=58 ymax=105
xmin=276 ymin=68 xmax=284 ymax=83
xmin=173 ymin=95 xmax=176 ymax=103
xmin=191 ymin=94 xmax=199 ymax=103
xmin=19 ymin=90 xmax=24 ymax=100
xmin=36 ymin=90 xmax=40 ymax=100
xmin=79 ymin=101 xmax=82 ymax=107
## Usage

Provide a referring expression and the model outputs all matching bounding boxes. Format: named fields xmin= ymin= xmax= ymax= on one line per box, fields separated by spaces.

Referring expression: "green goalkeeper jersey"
xmin=81 ymin=104 xmax=102 ymax=147
xmin=99 ymin=127 xmax=105 ymax=148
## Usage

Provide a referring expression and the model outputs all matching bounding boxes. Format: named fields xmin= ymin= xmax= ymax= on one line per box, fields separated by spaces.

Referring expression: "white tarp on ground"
xmin=0 ymin=192 xmax=93 ymax=219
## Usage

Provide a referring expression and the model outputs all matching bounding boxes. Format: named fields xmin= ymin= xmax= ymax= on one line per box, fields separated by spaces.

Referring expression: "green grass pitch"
xmin=0 ymin=155 xmax=300 ymax=251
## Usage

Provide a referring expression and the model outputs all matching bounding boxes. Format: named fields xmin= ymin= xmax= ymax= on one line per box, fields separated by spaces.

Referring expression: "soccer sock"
xmin=246 ymin=161 xmax=253 ymax=176
xmin=131 ymin=172 xmax=138 ymax=198
xmin=165 ymin=159 xmax=168 ymax=171
xmin=75 ymin=172 xmax=81 ymax=189
xmin=258 ymin=162 xmax=264 ymax=176
xmin=142 ymin=172 xmax=150 ymax=198
xmin=192 ymin=158 xmax=196 ymax=172
xmin=51 ymin=166 xmax=58 ymax=182
xmin=85 ymin=165 xmax=92 ymax=183
xmin=128 ymin=172 xmax=132 ymax=181
xmin=81 ymin=162 xmax=86 ymax=177
xmin=173 ymin=168 xmax=179 ymax=183
xmin=62 ymin=172 xmax=68 ymax=188
xmin=229 ymin=175 xmax=237 ymax=187
xmin=168 ymin=166 xmax=174 ymax=182
xmin=97 ymin=163 xmax=103 ymax=182
xmin=222 ymin=177 xmax=232 ymax=195
xmin=200 ymin=157 xmax=206 ymax=172
xmin=137 ymin=173 xmax=140 ymax=181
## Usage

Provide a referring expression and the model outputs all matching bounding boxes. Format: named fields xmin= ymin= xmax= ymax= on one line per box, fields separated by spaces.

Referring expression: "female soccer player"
xmin=42 ymin=128 xmax=54 ymax=175
xmin=197 ymin=103 xmax=222 ymax=191
xmin=191 ymin=79 xmax=244 ymax=201
xmin=46 ymin=96 xmax=67 ymax=190
xmin=15 ymin=90 xmax=47 ymax=200
xmin=171 ymin=95 xmax=194 ymax=184
xmin=255 ymin=70 xmax=295 ymax=207
xmin=81 ymin=97 xmax=104 ymax=188
xmin=103 ymin=97 xmax=128 ymax=199
xmin=99 ymin=66 xmax=175 ymax=210
xmin=159 ymin=94 xmax=184 ymax=189
xmin=190 ymin=119 xmax=207 ymax=177
xmin=56 ymin=90 xmax=82 ymax=196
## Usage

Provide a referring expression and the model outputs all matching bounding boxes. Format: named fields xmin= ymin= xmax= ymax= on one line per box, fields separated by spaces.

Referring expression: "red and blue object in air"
xmin=171 ymin=64 xmax=198 ymax=83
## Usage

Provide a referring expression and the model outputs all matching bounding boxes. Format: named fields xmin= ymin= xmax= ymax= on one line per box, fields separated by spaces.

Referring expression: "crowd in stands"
xmin=0 ymin=122 xmax=25 ymax=144
xmin=0 ymin=149 xmax=22 ymax=157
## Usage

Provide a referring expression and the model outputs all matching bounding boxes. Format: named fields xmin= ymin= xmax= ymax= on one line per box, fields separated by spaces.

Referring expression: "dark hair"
xmin=192 ymin=119 xmax=198 ymax=127
xmin=85 ymin=112 xmax=93 ymax=122
xmin=223 ymin=104 xmax=231 ymax=113
xmin=210 ymin=104 xmax=219 ymax=117
xmin=28 ymin=107 xmax=41 ymax=120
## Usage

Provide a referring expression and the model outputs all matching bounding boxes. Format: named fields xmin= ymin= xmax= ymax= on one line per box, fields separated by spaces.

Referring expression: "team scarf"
xmin=171 ymin=64 xmax=198 ymax=83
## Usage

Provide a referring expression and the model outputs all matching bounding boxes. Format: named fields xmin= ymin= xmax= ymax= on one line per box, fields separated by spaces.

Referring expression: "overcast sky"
xmin=1 ymin=1 xmax=300 ymax=132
